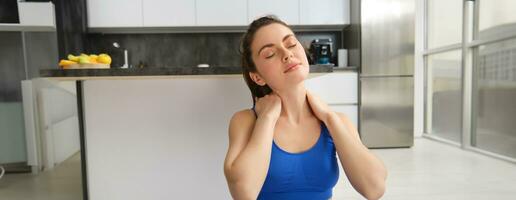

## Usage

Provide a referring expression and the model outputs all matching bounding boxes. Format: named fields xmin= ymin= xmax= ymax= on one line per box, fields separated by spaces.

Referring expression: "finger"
xmin=305 ymin=90 xmax=312 ymax=100
xmin=305 ymin=91 xmax=317 ymax=106
xmin=306 ymin=90 xmax=312 ymax=97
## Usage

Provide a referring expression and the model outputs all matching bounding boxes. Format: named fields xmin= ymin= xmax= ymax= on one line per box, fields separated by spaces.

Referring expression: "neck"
xmin=276 ymin=83 xmax=312 ymax=125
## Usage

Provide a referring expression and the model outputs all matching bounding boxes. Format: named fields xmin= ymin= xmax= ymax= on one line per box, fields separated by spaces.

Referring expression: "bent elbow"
xmin=229 ymin=180 xmax=261 ymax=200
xmin=225 ymin=169 xmax=260 ymax=200
xmin=364 ymin=181 xmax=386 ymax=200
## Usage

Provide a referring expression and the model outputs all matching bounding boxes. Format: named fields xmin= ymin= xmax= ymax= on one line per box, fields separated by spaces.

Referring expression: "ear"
xmin=249 ymin=72 xmax=267 ymax=86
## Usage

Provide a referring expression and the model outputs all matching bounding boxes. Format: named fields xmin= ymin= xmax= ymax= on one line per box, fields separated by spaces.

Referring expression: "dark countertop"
xmin=39 ymin=65 xmax=349 ymax=78
xmin=333 ymin=66 xmax=359 ymax=72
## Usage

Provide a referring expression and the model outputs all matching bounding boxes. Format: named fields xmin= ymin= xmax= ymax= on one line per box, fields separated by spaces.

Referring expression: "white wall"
xmin=426 ymin=0 xmax=463 ymax=48
xmin=478 ymin=0 xmax=516 ymax=31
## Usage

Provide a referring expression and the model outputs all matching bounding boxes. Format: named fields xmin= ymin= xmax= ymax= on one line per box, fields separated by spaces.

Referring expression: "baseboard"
xmin=0 ymin=162 xmax=32 ymax=173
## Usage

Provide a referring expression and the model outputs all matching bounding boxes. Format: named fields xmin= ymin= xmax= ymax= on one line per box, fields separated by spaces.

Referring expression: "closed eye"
xmin=265 ymin=53 xmax=275 ymax=59
xmin=288 ymin=43 xmax=297 ymax=48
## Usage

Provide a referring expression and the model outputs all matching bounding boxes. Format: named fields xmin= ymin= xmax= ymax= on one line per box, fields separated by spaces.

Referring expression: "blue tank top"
xmin=251 ymin=108 xmax=339 ymax=200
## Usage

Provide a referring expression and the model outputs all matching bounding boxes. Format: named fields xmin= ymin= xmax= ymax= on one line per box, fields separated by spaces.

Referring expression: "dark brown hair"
xmin=240 ymin=15 xmax=290 ymax=106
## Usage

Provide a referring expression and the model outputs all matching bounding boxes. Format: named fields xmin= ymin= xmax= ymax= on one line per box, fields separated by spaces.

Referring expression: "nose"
xmin=282 ymin=48 xmax=294 ymax=63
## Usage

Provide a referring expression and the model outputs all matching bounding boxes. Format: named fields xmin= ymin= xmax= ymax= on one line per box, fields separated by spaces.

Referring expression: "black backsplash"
xmin=85 ymin=32 xmax=341 ymax=68
xmin=0 ymin=0 xmax=20 ymax=23
xmin=53 ymin=0 xmax=88 ymax=59
xmin=86 ymin=33 xmax=242 ymax=68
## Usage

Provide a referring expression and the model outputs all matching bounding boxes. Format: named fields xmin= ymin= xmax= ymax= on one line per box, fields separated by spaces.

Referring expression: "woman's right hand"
xmin=254 ymin=92 xmax=282 ymax=121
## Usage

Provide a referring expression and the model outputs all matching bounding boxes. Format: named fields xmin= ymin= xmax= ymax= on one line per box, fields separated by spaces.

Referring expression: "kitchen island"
xmin=39 ymin=66 xmax=357 ymax=200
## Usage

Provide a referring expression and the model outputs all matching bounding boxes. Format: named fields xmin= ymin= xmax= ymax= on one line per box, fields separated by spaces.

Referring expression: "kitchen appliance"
xmin=359 ymin=0 xmax=414 ymax=148
xmin=309 ymin=38 xmax=333 ymax=65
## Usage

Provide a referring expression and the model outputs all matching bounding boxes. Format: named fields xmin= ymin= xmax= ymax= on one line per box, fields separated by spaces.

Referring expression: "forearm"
xmin=324 ymin=112 xmax=387 ymax=199
xmin=228 ymin=116 xmax=276 ymax=198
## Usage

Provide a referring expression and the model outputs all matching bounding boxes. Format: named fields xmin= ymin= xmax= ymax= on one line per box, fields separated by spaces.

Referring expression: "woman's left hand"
xmin=306 ymin=90 xmax=334 ymax=123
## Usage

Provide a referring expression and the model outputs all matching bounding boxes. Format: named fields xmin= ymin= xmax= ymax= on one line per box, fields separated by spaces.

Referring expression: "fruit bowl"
xmin=59 ymin=53 xmax=112 ymax=69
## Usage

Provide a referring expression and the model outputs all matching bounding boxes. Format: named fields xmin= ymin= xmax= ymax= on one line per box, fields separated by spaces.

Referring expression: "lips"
xmin=284 ymin=63 xmax=301 ymax=73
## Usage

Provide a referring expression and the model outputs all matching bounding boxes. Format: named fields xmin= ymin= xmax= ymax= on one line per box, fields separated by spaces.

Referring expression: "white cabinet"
xmin=87 ymin=0 xmax=143 ymax=27
xmin=305 ymin=72 xmax=358 ymax=104
xmin=330 ymin=105 xmax=358 ymax=127
xmin=248 ymin=0 xmax=299 ymax=25
xmin=17 ymin=2 xmax=56 ymax=27
xmin=196 ymin=0 xmax=247 ymax=26
xmin=300 ymin=0 xmax=349 ymax=25
xmin=143 ymin=0 xmax=196 ymax=26
xmin=87 ymin=0 xmax=350 ymax=28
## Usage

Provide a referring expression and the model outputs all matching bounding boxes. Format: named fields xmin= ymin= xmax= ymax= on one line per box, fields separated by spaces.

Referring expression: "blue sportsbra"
xmin=251 ymin=108 xmax=339 ymax=200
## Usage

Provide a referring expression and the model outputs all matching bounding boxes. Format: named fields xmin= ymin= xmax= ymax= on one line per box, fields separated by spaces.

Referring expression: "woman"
xmin=223 ymin=16 xmax=387 ymax=200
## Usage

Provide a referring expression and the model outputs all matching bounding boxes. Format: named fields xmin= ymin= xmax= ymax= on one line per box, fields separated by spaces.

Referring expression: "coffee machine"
xmin=309 ymin=38 xmax=333 ymax=65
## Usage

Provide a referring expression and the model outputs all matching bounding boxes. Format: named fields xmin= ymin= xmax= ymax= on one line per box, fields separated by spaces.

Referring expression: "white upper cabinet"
xmin=87 ymin=0 xmax=349 ymax=28
xmin=196 ymin=0 xmax=247 ymax=26
xmin=87 ymin=0 xmax=143 ymax=27
xmin=17 ymin=2 xmax=56 ymax=27
xmin=300 ymin=0 xmax=349 ymax=25
xmin=143 ymin=0 xmax=195 ymax=27
xmin=248 ymin=0 xmax=299 ymax=25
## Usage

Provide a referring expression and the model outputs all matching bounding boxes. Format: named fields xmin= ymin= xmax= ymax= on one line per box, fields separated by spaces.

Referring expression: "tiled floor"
xmin=334 ymin=138 xmax=516 ymax=200
xmin=1 ymin=138 xmax=515 ymax=200
xmin=0 ymin=153 xmax=82 ymax=200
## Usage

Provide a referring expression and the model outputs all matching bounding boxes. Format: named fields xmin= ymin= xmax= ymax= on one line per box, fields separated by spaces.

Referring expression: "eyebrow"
xmin=257 ymin=34 xmax=295 ymax=56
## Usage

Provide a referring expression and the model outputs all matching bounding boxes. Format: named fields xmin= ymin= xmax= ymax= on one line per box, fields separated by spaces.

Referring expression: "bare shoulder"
xmin=228 ymin=109 xmax=256 ymax=138
xmin=229 ymin=109 xmax=256 ymax=128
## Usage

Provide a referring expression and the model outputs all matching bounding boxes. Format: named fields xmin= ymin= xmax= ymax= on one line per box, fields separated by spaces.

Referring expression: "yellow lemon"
xmin=67 ymin=54 xmax=79 ymax=62
xmin=79 ymin=55 xmax=91 ymax=64
xmin=97 ymin=54 xmax=112 ymax=65
xmin=59 ymin=59 xmax=76 ymax=66
xmin=89 ymin=54 xmax=98 ymax=63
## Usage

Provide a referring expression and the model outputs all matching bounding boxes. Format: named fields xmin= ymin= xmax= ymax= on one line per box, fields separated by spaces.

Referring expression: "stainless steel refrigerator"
xmin=359 ymin=0 xmax=414 ymax=148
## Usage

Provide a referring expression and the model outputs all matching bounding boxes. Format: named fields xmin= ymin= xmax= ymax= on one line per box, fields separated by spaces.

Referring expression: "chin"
xmin=290 ymin=64 xmax=309 ymax=83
